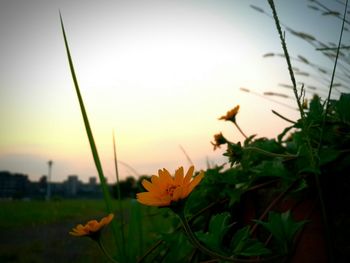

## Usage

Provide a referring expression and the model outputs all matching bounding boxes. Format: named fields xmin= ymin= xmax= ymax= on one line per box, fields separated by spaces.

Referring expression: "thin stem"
xmin=324 ymin=0 xmax=348 ymax=109
xmin=319 ymin=0 xmax=349 ymax=148
xmin=266 ymin=1 xmax=333 ymax=261
xmin=137 ymin=240 xmax=164 ymax=263
xmin=317 ymin=1 xmax=348 ymax=261
xmin=250 ymin=177 xmax=302 ymax=235
xmin=97 ymin=239 xmax=120 ymax=263
xmin=112 ymin=131 xmax=126 ymax=260
xmin=244 ymin=147 xmax=298 ymax=159
xmin=179 ymin=144 xmax=194 ymax=166
xmin=267 ymin=0 xmax=305 ymax=119
xmin=234 ymin=122 xmax=248 ymax=139
xmin=271 ymin=110 xmax=296 ymax=124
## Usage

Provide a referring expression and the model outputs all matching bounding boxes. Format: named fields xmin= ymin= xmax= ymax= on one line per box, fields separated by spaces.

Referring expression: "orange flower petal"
xmin=100 ymin=214 xmax=114 ymax=226
xmin=69 ymin=214 xmax=114 ymax=238
xmin=159 ymin=168 xmax=174 ymax=185
xmin=187 ymin=171 xmax=204 ymax=194
xmin=174 ymin=167 xmax=184 ymax=185
xmin=183 ymin=166 xmax=194 ymax=185
xmin=137 ymin=192 xmax=171 ymax=206
xmin=172 ymin=186 xmax=183 ymax=202
xmin=142 ymin=179 xmax=158 ymax=193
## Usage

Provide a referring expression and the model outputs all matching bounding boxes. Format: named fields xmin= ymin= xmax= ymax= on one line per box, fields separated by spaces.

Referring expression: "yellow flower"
xmin=218 ymin=105 xmax=240 ymax=122
xmin=69 ymin=214 xmax=114 ymax=238
xmin=137 ymin=166 xmax=204 ymax=207
xmin=211 ymin=132 xmax=227 ymax=150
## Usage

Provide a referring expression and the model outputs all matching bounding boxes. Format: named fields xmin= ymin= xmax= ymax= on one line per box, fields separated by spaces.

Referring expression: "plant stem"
xmin=266 ymin=1 xmax=333 ymax=261
xmin=137 ymin=240 xmax=164 ymax=263
xmin=59 ymin=12 xmax=121 ymax=255
xmin=97 ymin=239 xmax=120 ymax=263
xmin=266 ymin=0 xmax=305 ymax=119
xmin=112 ymin=131 xmax=126 ymax=260
xmin=244 ymin=147 xmax=298 ymax=159
xmin=249 ymin=177 xmax=302 ymax=235
xmin=234 ymin=122 xmax=248 ymax=139
xmin=314 ymin=1 xmax=348 ymax=258
xmin=271 ymin=110 xmax=296 ymax=124
xmin=318 ymin=0 xmax=348 ymax=147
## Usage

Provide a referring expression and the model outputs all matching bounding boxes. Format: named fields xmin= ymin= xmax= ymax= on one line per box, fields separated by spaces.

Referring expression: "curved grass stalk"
xmin=244 ymin=147 xmax=298 ymax=159
xmin=266 ymin=1 xmax=340 ymax=261
xmin=112 ymin=131 xmax=126 ymax=260
xmin=320 ymin=0 xmax=349 ymax=140
xmin=98 ymin=239 xmax=120 ymax=263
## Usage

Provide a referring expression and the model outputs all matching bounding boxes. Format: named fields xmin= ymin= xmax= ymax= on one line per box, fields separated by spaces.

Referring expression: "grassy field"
xmin=0 ymin=199 xmax=172 ymax=263
xmin=0 ymin=199 xmax=109 ymax=228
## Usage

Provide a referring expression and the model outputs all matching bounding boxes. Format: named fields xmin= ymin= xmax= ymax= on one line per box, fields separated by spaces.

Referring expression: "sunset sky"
xmin=0 ymin=0 xmax=348 ymax=183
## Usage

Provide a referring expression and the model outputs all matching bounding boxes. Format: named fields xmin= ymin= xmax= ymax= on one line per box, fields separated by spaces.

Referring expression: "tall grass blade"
xmin=59 ymin=12 xmax=121 ymax=257
xmin=112 ymin=131 xmax=126 ymax=260
xmin=179 ymin=145 xmax=194 ymax=166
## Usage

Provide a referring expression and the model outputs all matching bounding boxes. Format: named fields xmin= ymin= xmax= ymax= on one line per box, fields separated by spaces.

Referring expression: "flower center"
xmin=166 ymin=184 xmax=179 ymax=197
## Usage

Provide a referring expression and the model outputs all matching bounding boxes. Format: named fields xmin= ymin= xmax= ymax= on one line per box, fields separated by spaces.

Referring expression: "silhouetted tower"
xmin=46 ymin=160 xmax=53 ymax=200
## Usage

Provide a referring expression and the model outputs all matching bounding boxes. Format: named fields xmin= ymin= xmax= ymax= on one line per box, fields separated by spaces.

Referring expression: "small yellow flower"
xmin=211 ymin=132 xmax=227 ymax=150
xmin=69 ymin=214 xmax=114 ymax=238
xmin=219 ymin=105 xmax=240 ymax=122
xmin=137 ymin=166 xmax=204 ymax=207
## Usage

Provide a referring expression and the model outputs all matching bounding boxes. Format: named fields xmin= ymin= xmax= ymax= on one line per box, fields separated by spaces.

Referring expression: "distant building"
xmin=64 ymin=175 xmax=80 ymax=196
xmin=0 ymin=171 xmax=104 ymax=199
xmin=0 ymin=171 xmax=29 ymax=198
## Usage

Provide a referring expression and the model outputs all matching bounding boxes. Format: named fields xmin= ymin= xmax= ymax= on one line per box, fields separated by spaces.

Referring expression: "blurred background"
xmin=1 ymin=0 xmax=348 ymax=184
xmin=1 ymin=0 xmax=349 ymax=262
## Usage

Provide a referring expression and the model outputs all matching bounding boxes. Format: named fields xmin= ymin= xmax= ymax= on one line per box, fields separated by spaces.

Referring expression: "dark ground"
xmin=0 ymin=221 xmax=110 ymax=263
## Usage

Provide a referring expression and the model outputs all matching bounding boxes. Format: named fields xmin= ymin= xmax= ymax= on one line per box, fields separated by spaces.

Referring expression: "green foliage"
xmin=255 ymin=211 xmax=307 ymax=254
xmin=60 ymin=1 xmax=350 ymax=261
xmin=230 ymin=226 xmax=270 ymax=257
xmin=196 ymin=212 xmax=232 ymax=252
xmin=336 ymin=93 xmax=350 ymax=124
xmin=163 ymin=91 xmax=350 ymax=262
xmin=161 ymin=232 xmax=194 ymax=262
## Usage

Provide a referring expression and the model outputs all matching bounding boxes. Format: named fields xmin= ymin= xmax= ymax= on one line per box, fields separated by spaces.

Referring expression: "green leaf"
xmin=196 ymin=212 xmax=232 ymax=251
xmin=60 ymin=13 xmax=121 ymax=259
xmin=277 ymin=125 xmax=294 ymax=143
xmin=307 ymin=94 xmax=324 ymax=122
xmin=230 ymin=226 xmax=270 ymax=256
xmin=255 ymin=210 xmax=307 ymax=253
xmin=253 ymin=159 xmax=292 ymax=180
xmin=336 ymin=93 xmax=350 ymax=124
xmin=319 ymin=148 xmax=340 ymax=165
xmin=244 ymin=134 xmax=257 ymax=146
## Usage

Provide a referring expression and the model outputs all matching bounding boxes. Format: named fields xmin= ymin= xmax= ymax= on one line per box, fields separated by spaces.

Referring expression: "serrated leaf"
xmin=231 ymin=226 xmax=270 ymax=256
xmin=255 ymin=211 xmax=307 ymax=253
xmin=254 ymin=160 xmax=292 ymax=180
xmin=196 ymin=212 xmax=232 ymax=251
